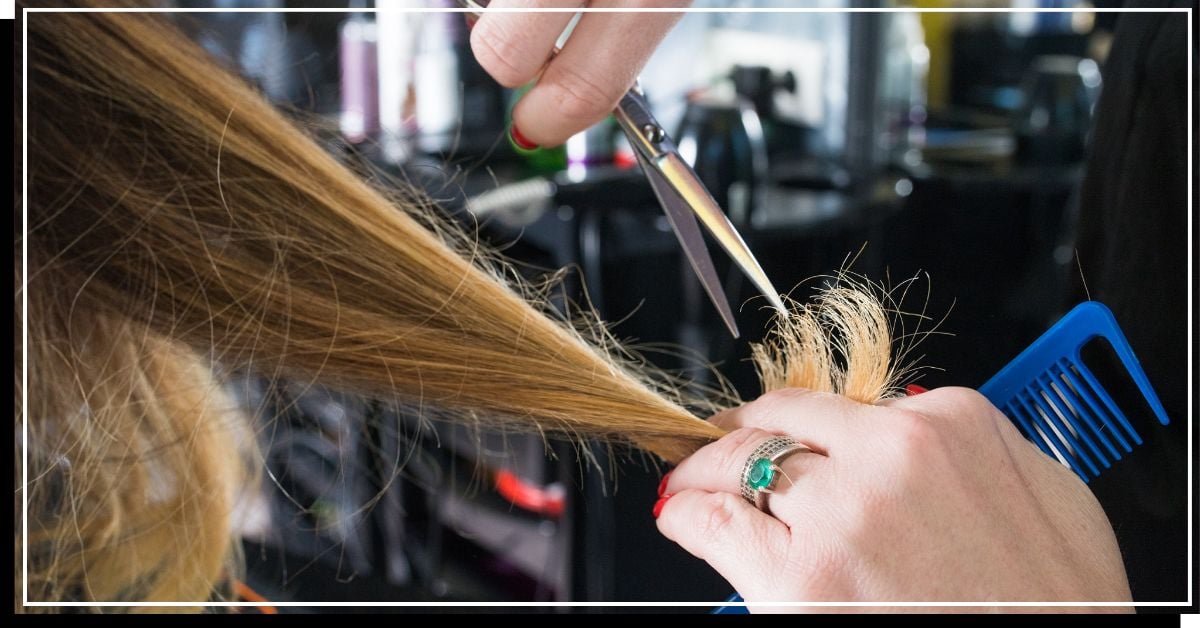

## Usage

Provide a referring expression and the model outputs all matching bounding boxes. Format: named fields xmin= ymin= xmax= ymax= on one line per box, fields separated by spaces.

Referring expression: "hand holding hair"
xmin=656 ymin=387 xmax=1134 ymax=611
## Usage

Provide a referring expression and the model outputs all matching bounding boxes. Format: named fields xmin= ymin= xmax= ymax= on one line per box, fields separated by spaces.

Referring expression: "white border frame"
xmin=18 ymin=3 xmax=1194 ymax=610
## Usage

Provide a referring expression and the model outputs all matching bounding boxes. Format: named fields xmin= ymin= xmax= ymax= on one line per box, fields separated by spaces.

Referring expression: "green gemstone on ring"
xmin=748 ymin=458 xmax=775 ymax=490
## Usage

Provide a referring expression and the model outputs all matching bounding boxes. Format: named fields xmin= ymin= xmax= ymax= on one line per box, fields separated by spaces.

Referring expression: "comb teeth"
xmin=980 ymin=302 xmax=1169 ymax=483
xmin=1054 ymin=359 xmax=1138 ymax=450
xmin=1065 ymin=357 xmax=1144 ymax=446
xmin=1010 ymin=384 xmax=1099 ymax=481
xmin=1038 ymin=374 xmax=1105 ymax=474
xmin=998 ymin=360 xmax=1147 ymax=485
xmin=999 ymin=360 xmax=1149 ymax=483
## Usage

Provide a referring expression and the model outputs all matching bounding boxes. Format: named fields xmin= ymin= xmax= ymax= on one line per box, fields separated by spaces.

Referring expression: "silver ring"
xmin=740 ymin=436 xmax=811 ymax=511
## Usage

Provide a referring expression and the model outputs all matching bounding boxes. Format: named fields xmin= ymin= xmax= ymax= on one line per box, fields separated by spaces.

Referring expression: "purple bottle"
xmin=339 ymin=8 xmax=379 ymax=144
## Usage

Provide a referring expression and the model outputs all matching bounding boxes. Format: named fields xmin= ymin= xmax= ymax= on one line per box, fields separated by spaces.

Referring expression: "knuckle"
xmin=888 ymin=408 xmax=940 ymax=455
xmin=756 ymin=387 xmax=811 ymax=407
xmin=696 ymin=491 xmax=742 ymax=546
xmin=934 ymin=386 xmax=997 ymax=416
xmin=921 ymin=386 xmax=1008 ymax=438
xmin=744 ymin=387 xmax=813 ymax=420
xmin=544 ymin=64 xmax=622 ymax=124
xmin=712 ymin=427 xmax=766 ymax=475
xmin=470 ymin=25 xmax=535 ymax=88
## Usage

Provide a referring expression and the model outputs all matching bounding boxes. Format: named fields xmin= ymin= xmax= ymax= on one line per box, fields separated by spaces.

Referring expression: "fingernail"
xmin=657 ymin=471 xmax=673 ymax=498
xmin=509 ymin=124 xmax=539 ymax=152
xmin=652 ymin=493 xmax=673 ymax=519
xmin=905 ymin=384 xmax=929 ymax=396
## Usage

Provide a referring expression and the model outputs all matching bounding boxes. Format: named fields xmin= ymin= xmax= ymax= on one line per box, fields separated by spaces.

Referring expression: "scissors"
xmin=457 ymin=1 xmax=788 ymax=337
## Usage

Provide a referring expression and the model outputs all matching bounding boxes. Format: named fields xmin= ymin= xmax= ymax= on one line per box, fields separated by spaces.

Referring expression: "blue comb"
xmin=714 ymin=301 xmax=1170 ymax=612
xmin=978 ymin=301 xmax=1170 ymax=483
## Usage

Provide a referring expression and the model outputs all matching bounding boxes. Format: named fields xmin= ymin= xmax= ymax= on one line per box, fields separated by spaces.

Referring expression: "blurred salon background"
xmin=165 ymin=0 xmax=1187 ymax=610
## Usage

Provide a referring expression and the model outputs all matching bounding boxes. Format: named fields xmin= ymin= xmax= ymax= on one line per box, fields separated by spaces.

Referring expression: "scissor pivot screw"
xmin=642 ymin=124 xmax=665 ymax=144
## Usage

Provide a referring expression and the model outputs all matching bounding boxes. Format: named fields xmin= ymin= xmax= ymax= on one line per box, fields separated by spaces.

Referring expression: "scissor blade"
xmin=636 ymin=152 xmax=741 ymax=339
xmin=654 ymin=153 xmax=788 ymax=317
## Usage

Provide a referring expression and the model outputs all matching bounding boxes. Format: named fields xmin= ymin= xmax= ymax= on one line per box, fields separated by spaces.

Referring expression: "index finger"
xmin=469 ymin=0 xmax=583 ymax=89
xmin=510 ymin=2 xmax=687 ymax=146
xmin=708 ymin=388 xmax=874 ymax=456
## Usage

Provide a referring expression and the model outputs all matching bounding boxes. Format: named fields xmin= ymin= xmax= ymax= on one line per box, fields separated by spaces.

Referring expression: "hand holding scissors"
xmin=459 ymin=0 xmax=787 ymax=336
xmin=465 ymin=0 xmax=690 ymax=149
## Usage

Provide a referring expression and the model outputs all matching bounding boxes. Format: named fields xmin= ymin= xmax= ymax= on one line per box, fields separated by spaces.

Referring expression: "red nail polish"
xmin=509 ymin=124 xmax=539 ymax=151
xmin=653 ymin=494 xmax=673 ymax=519
xmin=905 ymin=384 xmax=930 ymax=396
xmin=657 ymin=471 xmax=673 ymax=497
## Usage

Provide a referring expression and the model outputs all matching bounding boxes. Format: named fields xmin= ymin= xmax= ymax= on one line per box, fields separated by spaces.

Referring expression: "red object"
xmin=509 ymin=124 xmax=539 ymax=150
xmin=657 ymin=471 xmax=673 ymax=497
xmin=613 ymin=148 xmax=638 ymax=170
xmin=905 ymin=384 xmax=930 ymax=396
xmin=494 ymin=469 xmax=565 ymax=518
xmin=233 ymin=580 xmax=278 ymax=615
xmin=652 ymin=494 xmax=673 ymax=519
